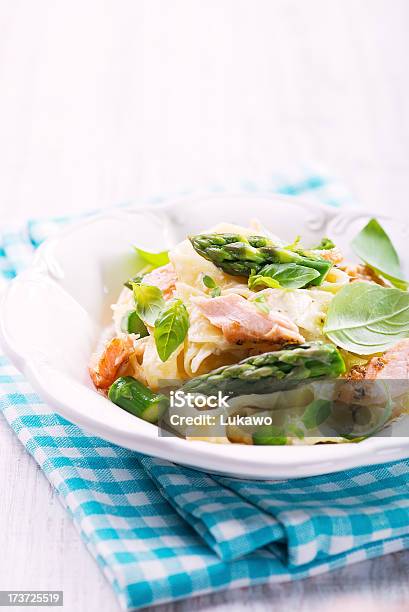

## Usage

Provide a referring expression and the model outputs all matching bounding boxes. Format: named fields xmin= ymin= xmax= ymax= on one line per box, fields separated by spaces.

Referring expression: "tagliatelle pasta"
xmin=169 ymin=239 xmax=226 ymax=290
xmin=139 ymin=335 xmax=183 ymax=390
xmin=320 ymin=266 xmax=350 ymax=293
xmin=108 ymin=220 xmax=342 ymax=388
xmin=89 ymin=217 xmax=409 ymax=446
xmin=250 ymin=288 xmax=332 ymax=340
xmin=107 ymin=220 xmax=357 ymax=387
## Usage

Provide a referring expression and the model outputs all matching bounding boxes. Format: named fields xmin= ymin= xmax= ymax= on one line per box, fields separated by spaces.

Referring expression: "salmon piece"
xmin=143 ymin=263 xmax=177 ymax=299
xmin=364 ymin=340 xmax=409 ymax=415
xmin=89 ymin=336 xmax=134 ymax=389
xmin=192 ymin=294 xmax=304 ymax=345
xmin=343 ymin=339 xmax=409 ymax=407
xmin=365 ymin=339 xmax=409 ymax=380
xmin=340 ymin=263 xmax=387 ymax=287
xmin=347 ymin=365 xmax=367 ymax=381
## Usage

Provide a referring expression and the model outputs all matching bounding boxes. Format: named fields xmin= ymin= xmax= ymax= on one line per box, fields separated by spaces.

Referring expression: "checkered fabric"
xmin=1 ymin=175 xmax=409 ymax=611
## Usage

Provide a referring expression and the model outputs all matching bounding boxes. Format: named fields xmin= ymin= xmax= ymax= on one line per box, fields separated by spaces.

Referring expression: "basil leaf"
xmin=132 ymin=283 xmax=165 ymax=326
xmin=284 ymin=235 xmax=301 ymax=251
xmin=126 ymin=248 xmax=169 ymax=288
xmin=286 ymin=423 xmax=305 ymax=439
xmin=302 ymin=399 xmax=332 ymax=430
xmin=248 ymin=274 xmax=281 ymax=290
xmin=121 ymin=310 xmax=149 ymax=337
xmin=324 ymin=282 xmax=409 ymax=354
xmin=249 ymin=263 xmax=320 ymax=290
xmin=154 ymin=299 xmax=189 ymax=362
xmin=252 ymin=425 xmax=287 ymax=445
xmin=124 ymin=274 xmax=143 ymax=290
xmin=202 ymin=274 xmax=221 ymax=297
xmin=351 ymin=218 xmax=408 ymax=289
xmin=202 ymin=274 xmax=217 ymax=289
xmin=313 ymin=237 xmax=335 ymax=250
xmin=134 ymin=247 xmax=169 ymax=269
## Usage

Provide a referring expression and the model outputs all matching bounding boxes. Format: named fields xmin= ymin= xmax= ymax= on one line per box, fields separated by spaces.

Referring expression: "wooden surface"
xmin=1 ymin=1 xmax=409 ymax=610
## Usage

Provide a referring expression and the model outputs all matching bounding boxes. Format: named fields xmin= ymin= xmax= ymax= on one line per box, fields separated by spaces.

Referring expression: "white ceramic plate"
xmin=2 ymin=193 xmax=409 ymax=480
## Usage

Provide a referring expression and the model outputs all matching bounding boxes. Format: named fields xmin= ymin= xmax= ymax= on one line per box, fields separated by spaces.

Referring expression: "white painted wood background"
xmin=1 ymin=1 xmax=409 ymax=610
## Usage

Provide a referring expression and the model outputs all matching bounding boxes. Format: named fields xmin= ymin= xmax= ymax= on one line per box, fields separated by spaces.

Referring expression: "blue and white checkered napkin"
xmin=1 ymin=174 xmax=409 ymax=611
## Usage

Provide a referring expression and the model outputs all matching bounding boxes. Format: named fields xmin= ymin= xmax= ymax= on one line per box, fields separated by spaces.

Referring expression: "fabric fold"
xmin=215 ymin=467 xmax=409 ymax=566
xmin=140 ymin=456 xmax=285 ymax=561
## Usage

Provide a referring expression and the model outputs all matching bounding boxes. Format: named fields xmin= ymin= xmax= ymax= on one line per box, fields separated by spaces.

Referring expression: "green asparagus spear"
xmin=182 ymin=342 xmax=345 ymax=397
xmin=189 ymin=233 xmax=332 ymax=284
xmin=252 ymin=428 xmax=288 ymax=445
xmin=108 ymin=376 xmax=169 ymax=423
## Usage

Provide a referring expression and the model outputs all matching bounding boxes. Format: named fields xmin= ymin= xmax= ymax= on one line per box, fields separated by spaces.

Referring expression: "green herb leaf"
xmin=312 ymin=237 xmax=335 ymax=250
xmin=284 ymin=235 xmax=301 ymax=251
xmin=253 ymin=425 xmax=287 ymax=445
xmin=249 ymin=263 xmax=320 ymax=290
xmin=134 ymin=247 xmax=169 ymax=269
xmin=324 ymin=282 xmax=409 ymax=354
xmin=125 ymin=249 xmax=169 ymax=288
xmin=154 ymin=299 xmax=189 ymax=362
xmin=120 ymin=310 xmax=149 ymax=337
xmin=132 ymin=283 xmax=165 ymax=326
xmin=351 ymin=218 xmax=408 ymax=289
xmin=248 ymin=274 xmax=281 ymax=290
xmin=286 ymin=423 xmax=305 ymax=439
xmin=202 ymin=274 xmax=221 ymax=297
xmin=301 ymin=399 xmax=332 ymax=430
xmin=124 ymin=275 xmax=143 ymax=290
xmin=253 ymin=294 xmax=270 ymax=315
xmin=202 ymin=274 xmax=217 ymax=289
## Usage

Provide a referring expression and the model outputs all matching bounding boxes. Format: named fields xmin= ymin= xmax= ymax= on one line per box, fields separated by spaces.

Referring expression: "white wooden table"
xmin=1 ymin=1 xmax=409 ymax=610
